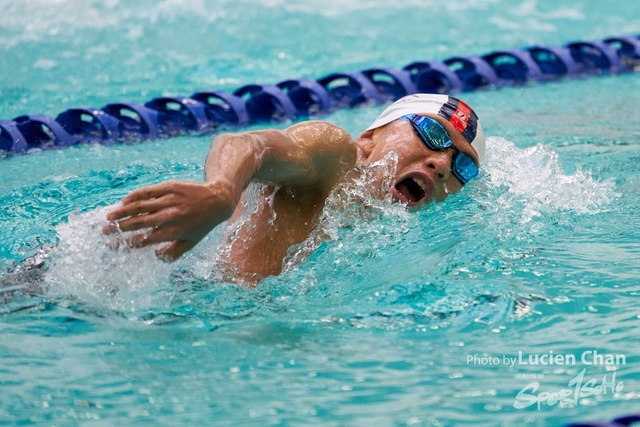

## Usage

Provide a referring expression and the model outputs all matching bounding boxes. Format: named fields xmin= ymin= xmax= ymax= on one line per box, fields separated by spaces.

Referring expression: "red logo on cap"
xmin=450 ymin=101 xmax=471 ymax=134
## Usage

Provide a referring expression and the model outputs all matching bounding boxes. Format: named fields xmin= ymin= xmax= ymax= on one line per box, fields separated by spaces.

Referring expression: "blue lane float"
xmin=190 ymin=91 xmax=249 ymax=126
xmin=233 ymin=84 xmax=297 ymax=122
xmin=481 ymin=50 xmax=544 ymax=85
xmin=566 ymin=41 xmax=623 ymax=74
xmin=361 ymin=68 xmax=416 ymax=102
xmin=566 ymin=413 xmax=640 ymax=427
xmin=13 ymin=115 xmax=75 ymax=149
xmin=276 ymin=79 xmax=333 ymax=116
xmin=317 ymin=71 xmax=383 ymax=108
xmin=0 ymin=119 xmax=28 ymax=152
xmin=144 ymin=96 xmax=210 ymax=133
xmin=403 ymin=61 xmax=463 ymax=94
xmin=56 ymin=108 xmax=121 ymax=143
xmin=2 ymin=34 xmax=640 ymax=154
xmin=443 ymin=55 xmax=500 ymax=91
xmin=101 ymin=102 xmax=160 ymax=139
xmin=526 ymin=45 xmax=579 ymax=79
xmin=604 ymin=36 xmax=640 ymax=68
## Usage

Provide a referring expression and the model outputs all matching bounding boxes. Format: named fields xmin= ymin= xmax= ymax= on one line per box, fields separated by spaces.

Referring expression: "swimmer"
xmin=103 ymin=94 xmax=486 ymax=281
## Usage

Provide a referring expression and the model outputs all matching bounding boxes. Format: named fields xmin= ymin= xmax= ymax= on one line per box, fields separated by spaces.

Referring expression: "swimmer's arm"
xmin=104 ymin=121 xmax=356 ymax=260
xmin=205 ymin=121 xmax=357 ymax=201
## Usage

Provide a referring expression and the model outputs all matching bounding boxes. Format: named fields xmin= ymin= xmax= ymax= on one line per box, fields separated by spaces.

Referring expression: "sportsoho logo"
xmin=466 ymin=350 xmax=626 ymax=410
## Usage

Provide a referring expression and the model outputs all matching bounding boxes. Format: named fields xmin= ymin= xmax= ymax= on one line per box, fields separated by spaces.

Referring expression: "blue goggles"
xmin=400 ymin=114 xmax=479 ymax=184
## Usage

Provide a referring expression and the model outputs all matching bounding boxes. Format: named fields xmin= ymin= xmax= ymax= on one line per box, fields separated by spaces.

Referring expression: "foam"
xmin=45 ymin=205 xmax=219 ymax=314
xmin=473 ymin=136 xmax=619 ymax=239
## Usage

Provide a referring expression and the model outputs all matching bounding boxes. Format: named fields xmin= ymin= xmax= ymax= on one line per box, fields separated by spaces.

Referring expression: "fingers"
xmin=107 ymin=236 xmax=124 ymax=251
xmin=156 ymin=240 xmax=196 ymax=261
xmin=103 ymin=223 xmax=120 ymax=235
xmin=119 ymin=211 xmax=172 ymax=233
xmin=105 ymin=209 xmax=176 ymax=235
xmin=104 ymin=228 xmax=196 ymax=263
xmin=121 ymin=182 xmax=176 ymax=205
xmin=126 ymin=227 xmax=176 ymax=248
xmin=106 ymin=196 xmax=173 ymax=222
xmin=105 ymin=227 xmax=177 ymax=253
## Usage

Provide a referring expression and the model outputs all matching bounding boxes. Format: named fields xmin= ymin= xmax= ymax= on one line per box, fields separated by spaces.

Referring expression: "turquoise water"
xmin=1 ymin=0 xmax=640 ymax=425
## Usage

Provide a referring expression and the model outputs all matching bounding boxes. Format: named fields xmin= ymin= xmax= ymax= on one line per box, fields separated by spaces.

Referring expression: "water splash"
xmin=270 ymin=137 xmax=620 ymax=328
xmin=471 ymin=136 xmax=619 ymax=241
xmin=44 ymin=206 xmax=219 ymax=314
xmin=281 ymin=151 xmax=411 ymax=274
xmin=22 ymin=136 xmax=620 ymax=328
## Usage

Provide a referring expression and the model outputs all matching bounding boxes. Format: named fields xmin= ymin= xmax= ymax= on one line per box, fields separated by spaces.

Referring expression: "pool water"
xmin=1 ymin=0 xmax=640 ymax=425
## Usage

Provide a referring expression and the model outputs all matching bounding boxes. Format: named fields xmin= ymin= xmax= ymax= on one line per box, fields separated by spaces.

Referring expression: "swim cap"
xmin=367 ymin=94 xmax=486 ymax=164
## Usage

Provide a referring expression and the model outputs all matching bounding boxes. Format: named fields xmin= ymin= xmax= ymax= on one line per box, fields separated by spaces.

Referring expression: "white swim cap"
xmin=367 ymin=94 xmax=486 ymax=164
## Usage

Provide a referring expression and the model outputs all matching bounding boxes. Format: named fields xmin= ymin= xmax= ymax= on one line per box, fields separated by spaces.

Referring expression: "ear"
xmin=355 ymin=129 xmax=376 ymax=160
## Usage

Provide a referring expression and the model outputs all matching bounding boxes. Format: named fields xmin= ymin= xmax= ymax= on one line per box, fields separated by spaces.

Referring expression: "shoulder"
xmin=281 ymin=121 xmax=357 ymax=188
xmin=285 ymin=121 xmax=354 ymax=154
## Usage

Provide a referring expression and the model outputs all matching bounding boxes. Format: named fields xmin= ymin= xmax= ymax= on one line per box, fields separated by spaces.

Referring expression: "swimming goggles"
xmin=399 ymin=114 xmax=479 ymax=184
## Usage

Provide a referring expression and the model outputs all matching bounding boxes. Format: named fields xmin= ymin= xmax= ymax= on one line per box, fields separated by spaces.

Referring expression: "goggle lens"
xmin=400 ymin=114 xmax=479 ymax=185
xmin=452 ymin=152 xmax=479 ymax=184
xmin=407 ymin=115 xmax=452 ymax=150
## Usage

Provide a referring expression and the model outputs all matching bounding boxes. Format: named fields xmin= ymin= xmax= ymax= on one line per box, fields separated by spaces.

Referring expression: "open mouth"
xmin=393 ymin=175 xmax=434 ymax=205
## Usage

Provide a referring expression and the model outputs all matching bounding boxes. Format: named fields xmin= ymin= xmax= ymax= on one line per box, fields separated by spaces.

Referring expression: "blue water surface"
xmin=1 ymin=0 xmax=640 ymax=426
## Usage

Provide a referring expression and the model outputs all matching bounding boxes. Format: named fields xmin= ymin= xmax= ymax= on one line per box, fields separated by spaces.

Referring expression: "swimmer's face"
xmin=355 ymin=113 xmax=480 ymax=206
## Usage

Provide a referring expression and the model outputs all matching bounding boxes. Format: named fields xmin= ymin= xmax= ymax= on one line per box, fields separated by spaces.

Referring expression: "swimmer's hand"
xmin=103 ymin=179 xmax=236 ymax=260
xmin=104 ymin=122 xmax=355 ymax=261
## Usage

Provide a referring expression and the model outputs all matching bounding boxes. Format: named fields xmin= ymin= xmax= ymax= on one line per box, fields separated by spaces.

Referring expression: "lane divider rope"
xmin=566 ymin=413 xmax=640 ymax=427
xmin=1 ymin=35 xmax=639 ymax=154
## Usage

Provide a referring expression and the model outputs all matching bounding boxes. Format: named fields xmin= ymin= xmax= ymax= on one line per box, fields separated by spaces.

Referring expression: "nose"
xmin=425 ymin=150 xmax=452 ymax=180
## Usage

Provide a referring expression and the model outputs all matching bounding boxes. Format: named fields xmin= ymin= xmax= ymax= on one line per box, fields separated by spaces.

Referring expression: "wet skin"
xmin=104 ymin=113 xmax=480 ymax=282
